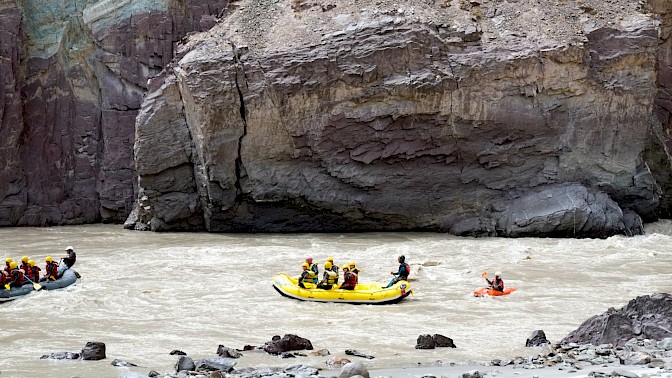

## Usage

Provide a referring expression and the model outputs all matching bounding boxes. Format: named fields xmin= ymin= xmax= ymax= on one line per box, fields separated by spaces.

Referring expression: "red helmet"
xmin=306 ymin=256 xmax=313 ymax=263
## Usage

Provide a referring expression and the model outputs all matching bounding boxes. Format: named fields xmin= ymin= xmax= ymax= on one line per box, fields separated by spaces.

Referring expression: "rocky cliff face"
xmin=0 ymin=0 xmax=227 ymax=226
xmin=125 ymin=0 xmax=672 ymax=236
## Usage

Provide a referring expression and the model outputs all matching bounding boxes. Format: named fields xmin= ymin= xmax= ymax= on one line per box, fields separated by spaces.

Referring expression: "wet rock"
xmin=111 ymin=358 xmax=137 ymax=367
xmin=345 ymin=349 xmax=375 ymax=359
xmin=195 ymin=357 xmax=236 ymax=372
xmin=176 ymin=356 xmax=196 ymax=372
xmin=217 ymin=345 xmax=242 ymax=358
xmin=432 ymin=334 xmax=456 ymax=348
xmin=232 ymin=366 xmax=282 ymax=378
xmin=416 ymin=334 xmax=435 ymax=349
xmin=280 ymin=352 xmax=297 ymax=358
xmin=526 ymin=330 xmax=550 ymax=347
xmin=339 ymin=361 xmax=369 ymax=378
xmin=311 ymin=348 xmax=330 ymax=356
xmin=284 ymin=364 xmax=319 ymax=376
xmin=460 ymin=370 xmax=483 ymax=378
xmin=148 ymin=371 xmax=160 ymax=377
xmin=81 ymin=341 xmax=106 ymax=360
xmin=170 ymin=350 xmax=187 ymax=355
xmin=562 ymin=293 xmax=672 ymax=346
xmin=610 ymin=368 xmax=640 ymax=378
xmin=262 ymin=334 xmax=313 ymax=355
xmin=39 ymin=351 xmax=80 ymax=360
xmin=618 ymin=351 xmax=651 ymax=365
xmin=327 ymin=356 xmax=351 ymax=368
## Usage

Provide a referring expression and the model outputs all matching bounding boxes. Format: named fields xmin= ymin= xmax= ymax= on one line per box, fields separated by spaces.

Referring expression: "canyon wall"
xmin=0 ymin=0 xmax=227 ymax=226
xmin=126 ymin=0 xmax=672 ymax=236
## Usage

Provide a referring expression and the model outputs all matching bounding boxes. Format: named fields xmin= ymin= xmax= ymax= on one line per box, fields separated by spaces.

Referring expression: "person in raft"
xmin=339 ymin=265 xmax=357 ymax=290
xmin=485 ymin=271 xmax=505 ymax=291
xmin=62 ymin=246 xmax=77 ymax=269
xmin=298 ymin=262 xmax=318 ymax=289
xmin=26 ymin=260 xmax=40 ymax=283
xmin=3 ymin=258 xmax=12 ymax=275
xmin=326 ymin=257 xmax=339 ymax=275
xmin=19 ymin=256 xmax=30 ymax=274
xmin=316 ymin=261 xmax=339 ymax=290
xmin=6 ymin=262 xmax=24 ymax=289
xmin=386 ymin=255 xmax=410 ymax=288
xmin=305 ymin=256 xmax=319 ymax=283
xmin=348 ymin=261 xmax=360 ymax=283
xmin=41 ymin=256 xmax=59 ymax=282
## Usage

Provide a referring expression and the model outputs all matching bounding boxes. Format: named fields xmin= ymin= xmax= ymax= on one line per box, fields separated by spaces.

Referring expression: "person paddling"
xmin=19 ymin=256 xmax=30 ymax=274
xmin=484 ymin=271 xmax=505 ymax=292
xmin=6 ymin=262 xmax=24 ymax=289
xmin=4 ymin=258 xmax=12 ymax=275
xmin=27 ymin=260 xmax=40 ymax=283
xmin=42 ymin=256 xmax=59 ymax=281
xmin=386 ymin=255 xmax=410 ymax=288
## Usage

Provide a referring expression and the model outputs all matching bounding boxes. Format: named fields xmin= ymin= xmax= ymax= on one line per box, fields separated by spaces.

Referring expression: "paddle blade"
xmin=481 ymin=271 xmax=488 ymax=278
xmin=33 ymin=282 xmax=43 ymax=291
xmin=4 ymin=284 xmax=9 ymax=291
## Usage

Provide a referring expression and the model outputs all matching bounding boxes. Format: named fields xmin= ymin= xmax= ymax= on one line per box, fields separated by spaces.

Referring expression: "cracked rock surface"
xmin=126 ymin=0 xmax=672 ymax=235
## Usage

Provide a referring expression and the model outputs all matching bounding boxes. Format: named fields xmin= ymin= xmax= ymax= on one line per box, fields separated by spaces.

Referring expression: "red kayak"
xmin=474 ymin=287 xmax=516 ymax=297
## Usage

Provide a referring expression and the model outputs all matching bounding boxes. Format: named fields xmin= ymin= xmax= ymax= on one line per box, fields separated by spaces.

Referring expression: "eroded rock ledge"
xmin=125 ymin=0 xmax=672 ymax=236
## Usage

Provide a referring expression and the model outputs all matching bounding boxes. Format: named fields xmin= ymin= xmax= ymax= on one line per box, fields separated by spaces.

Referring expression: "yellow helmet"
xmin=5 ymin=258 xmax=12 ymax=263
xmin=324 ymin=261 xmax=332 ymax=269
xmin=46 ymin=256 xmax=53 ymax=262
xmin=301 ymin=262 xmax=309 ymax=268
xmin=349 ymin=261 xmax=356 ymax=267
xmin=327 ymin=256 xmax=334 ymax=262
xmin=21 ymin=256 xmax=29 ymax=263
xmin=9 ymin=262 xmax=17 ymax=269
xmin=28 ymin=260 xmax=35 ymax=267
xmin=342 ymin=265 xmax=349 ymax=270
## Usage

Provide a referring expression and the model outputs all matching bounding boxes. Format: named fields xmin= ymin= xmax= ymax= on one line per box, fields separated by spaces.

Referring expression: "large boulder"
xmin=127 ymin=0 xmax=672 ymax=236
xmin=561 ymin=293 xmax=672 ymax=346
xmin=262 ymin=334 xmax=313 ymax=355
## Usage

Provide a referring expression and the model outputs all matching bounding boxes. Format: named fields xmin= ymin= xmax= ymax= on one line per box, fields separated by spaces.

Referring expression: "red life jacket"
xmin=342 ymin=272 xmax=357 ymax=288
xmin=10 ymin=269 xmax=23 ymax=286
xmin=45 ymin=262 xmax=59 ymax=279
xmin=28 ymin=266 xmax=40 ymax=282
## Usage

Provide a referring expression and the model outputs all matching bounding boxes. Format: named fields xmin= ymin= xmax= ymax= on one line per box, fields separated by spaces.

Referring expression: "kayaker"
xmin=19 ymin=256 xmax=30 ymax=274
xmin=298 ymin=262 xmax=317 ymax=289
xmin=485 ymin=271 xmax=505 ymax=292
xmin=6 ymin=262 xmax=24 ymax=288
xmin=386 ymin=255 xmax=410 ymax=288
xmin=27 ymin=260 xmax=41 ymax=283
xmin=339 ymin=265 xmax=357 ymax=290
xmin=41 ymin=256 xmax=59 ymax=281
xmin=317 ymin=261 xmax=339 ymax=290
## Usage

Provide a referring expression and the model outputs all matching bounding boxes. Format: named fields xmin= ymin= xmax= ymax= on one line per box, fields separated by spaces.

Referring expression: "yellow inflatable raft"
xmin=272 ymin=273 xmax=412 ymax=304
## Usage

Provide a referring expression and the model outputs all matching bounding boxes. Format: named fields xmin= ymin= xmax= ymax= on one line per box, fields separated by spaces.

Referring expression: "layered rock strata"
xmin=127 ymin=0 xmax=672 ymax=236
xmin=0 ymin=0 xmax=227 ymax=226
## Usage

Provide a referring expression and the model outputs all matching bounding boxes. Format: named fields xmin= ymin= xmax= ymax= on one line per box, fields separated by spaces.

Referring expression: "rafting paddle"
xmin=4 ymin=284 xmax=9 ymax=291
xmin=23 ymin=275 xmax=42 ymax=291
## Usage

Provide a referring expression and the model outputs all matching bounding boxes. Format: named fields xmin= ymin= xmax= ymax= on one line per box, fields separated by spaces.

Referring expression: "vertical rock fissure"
xmin=231 ymin=43 xmax=248 ymax=203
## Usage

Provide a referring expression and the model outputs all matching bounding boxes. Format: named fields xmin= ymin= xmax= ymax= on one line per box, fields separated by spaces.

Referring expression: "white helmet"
xmin=65 ymin=246 xmax=74 ymax=251
xmin=495 ymin=271 xmax=502 ymax=277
